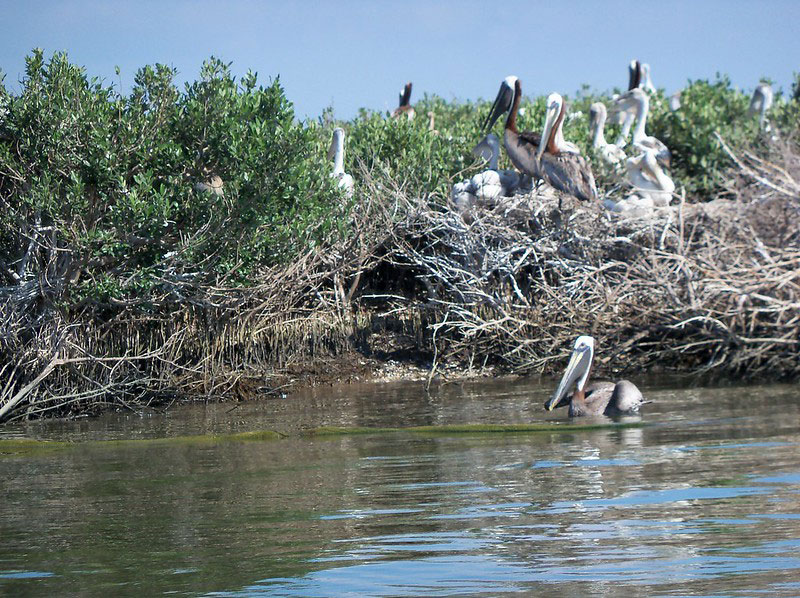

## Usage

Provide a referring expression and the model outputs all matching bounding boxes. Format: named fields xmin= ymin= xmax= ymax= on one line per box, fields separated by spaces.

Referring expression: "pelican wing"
xmin=504 ymin=129 xmax=544 ymax=180
xmin=607 ymin=380 xmax=645 ymax=414
xmin=542 ymin=154 xmax=598 ymax=202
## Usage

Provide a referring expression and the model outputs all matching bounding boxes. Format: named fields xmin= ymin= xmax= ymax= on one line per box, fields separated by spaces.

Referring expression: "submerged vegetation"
xmin=1 ymin=51 xmax=799 ymax=422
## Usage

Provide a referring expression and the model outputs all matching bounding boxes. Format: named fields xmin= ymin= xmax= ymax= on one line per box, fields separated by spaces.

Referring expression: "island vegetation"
xmin=1 ymin=51 xmax=798 ymax=422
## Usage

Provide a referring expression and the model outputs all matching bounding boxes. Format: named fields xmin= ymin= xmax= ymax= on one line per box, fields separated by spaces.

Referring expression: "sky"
xmin=2 ymin=1 xmax=799 ymax=120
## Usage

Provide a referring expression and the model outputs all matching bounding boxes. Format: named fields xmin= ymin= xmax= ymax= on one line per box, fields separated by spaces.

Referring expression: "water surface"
xmin=1 ymin=378 xmax=799 ymax=596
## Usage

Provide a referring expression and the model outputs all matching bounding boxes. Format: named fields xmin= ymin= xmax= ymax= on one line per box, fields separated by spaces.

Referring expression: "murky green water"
xmin=1 ymin=377 xmax=799 ymax=596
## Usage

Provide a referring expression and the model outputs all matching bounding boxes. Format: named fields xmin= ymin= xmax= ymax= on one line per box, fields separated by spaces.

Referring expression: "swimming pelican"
xmin=328 ymin=127 xmax=354 ymax=197
xmin=544 ymin=336 xmax=646 ymax=417
xmin=391 ymin=82 xmax=415 ymax=120
xmin=612 ymin=88 xmax=671 ymax=167
xmin=537 ymin=92 xmax=598 ymax=203
xmin=748 ymin=83 xmax=773 ymax=131
xmin=589 ymin=103 xmax=626 ymax=166
xmin=482 ymin=76 xmax=545 ymax=182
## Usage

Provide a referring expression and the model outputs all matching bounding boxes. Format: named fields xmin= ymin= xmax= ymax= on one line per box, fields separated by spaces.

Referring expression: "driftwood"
xmin=1 ymin=138 xmax=799 ymax=422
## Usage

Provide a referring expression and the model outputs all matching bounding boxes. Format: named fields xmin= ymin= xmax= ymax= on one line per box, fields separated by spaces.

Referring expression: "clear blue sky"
xmin=2 ymin=1 xmax=798 ymax=120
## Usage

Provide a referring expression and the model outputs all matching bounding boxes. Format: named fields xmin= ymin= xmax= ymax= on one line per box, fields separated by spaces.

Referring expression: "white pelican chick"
xmin=328 ymin=127 xmax=354 ymax=198
xmin=451 ymin=134 xmax=525 ymax=211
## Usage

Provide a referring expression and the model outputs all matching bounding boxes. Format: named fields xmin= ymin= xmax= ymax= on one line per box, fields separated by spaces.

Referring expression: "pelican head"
xmin=640 ymin=63 xmax=656 ymax=93
xmin=537 ymin=92 xmax=563 ymax=160
xmin=611 ymin=87 xmax=648 ymax=115
xmin=589 ymin=102 xmax=608 ymax=147
xmin=328 ymin=127 xmax=345 ymax=161
xmin=545 ymin=335 xmax=595 ymax=411
xmin=628 ymin=59 xmax=641 ymax=90
xmin=482 ymin=75 xmax=518 ymax=132
xmin=472 ymin=133 xmax=500 ymax=166
xmin=398 ymin=82 xmax=413 ymax=107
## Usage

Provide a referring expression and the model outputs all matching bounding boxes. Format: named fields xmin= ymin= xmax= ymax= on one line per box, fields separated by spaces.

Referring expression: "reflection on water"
xmin=1 ymin=379 xmax=799 ymax=596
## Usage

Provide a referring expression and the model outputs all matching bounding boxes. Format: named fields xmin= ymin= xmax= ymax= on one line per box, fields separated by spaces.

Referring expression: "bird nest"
xmin=1 ymin=140 xmax=798 ymax=422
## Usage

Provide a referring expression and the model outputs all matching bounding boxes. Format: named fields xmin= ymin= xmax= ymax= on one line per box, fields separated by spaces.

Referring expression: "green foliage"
xmin=1 ymin=52 xmax=797 ymax=311
xmin=0 ymin=51 xmax=343 ymax=307
xmin=647 ymin=76 xmax=755 ymax=196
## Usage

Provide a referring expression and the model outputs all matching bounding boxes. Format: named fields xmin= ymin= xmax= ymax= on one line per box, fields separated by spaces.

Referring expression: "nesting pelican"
xmin=328 ymin=127 xmax=354 ymax=197
xmin=611 ymin=88 xmax=671 ymax=167
xmin=451 ymin=133 xmax=525 ymax=210
xmin=625 ymin=150 xmax=674 ymax=205
xmin=482 ymin=76 xmax=545 ymax=181
xmin=589 ymin=102 xmax=626 ymax=166
xmin=537 ymin=92 xmax=598 ymax=203
xmin=391 ymin=82 xmax=415 ymax=120
xmin=748 ymin=82 xmax=773 ymax=131
xmin=544 ymin=336 xmax=646 ymax=417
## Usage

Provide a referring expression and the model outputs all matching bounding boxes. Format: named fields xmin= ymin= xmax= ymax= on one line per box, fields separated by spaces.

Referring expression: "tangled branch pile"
xmin=3 ymin=138 xmax=798 ymax=422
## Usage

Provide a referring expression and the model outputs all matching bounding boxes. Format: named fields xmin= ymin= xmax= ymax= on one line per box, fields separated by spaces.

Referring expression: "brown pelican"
xmin=391 ymin=82 xmax=415 ymax=120
xmin=748 ymin=82 xmax=773 ymax=131
xmin=482 ymin=76 xmax=545 ymax=181
xmin=611 ymin=88 xmax=671 ymax=167
xmin=328 ymin=127 xmax=354 ymax=197
xmin=545 ymin=336 xmax=646 ymax=417
xmin=536 ymin=93 xmax=598 ymax=203
xmin=589 ymin=102 xmax=626 ymax=167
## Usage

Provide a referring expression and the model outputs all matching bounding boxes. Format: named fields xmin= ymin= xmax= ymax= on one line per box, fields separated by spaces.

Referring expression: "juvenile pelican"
xmin=544 ymin=336 xmax=646 ymax=417
xmin=625 ymin=149 xmax=674 ymax=206
xmin=615 ymin=60 xmax=656 ymax=145
xmin=612 ymin=88 xmax=671 ymax=167
xmin=748 ymin=83 xmax=773 ymax=130
xmin=482 ymin=76 xmax=545 ymax=181
xmin=391 ymin=82 xmax=415 ymax=120
xmin=589 ymin=102 xmax=626 ymax=166
xmin=328 ymin=127 xmax=354 ymax=197
xmin=537 ymin=93 xmax=598 ymax=203
xmin=640 ymin=63 xmax=657 ymax=94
